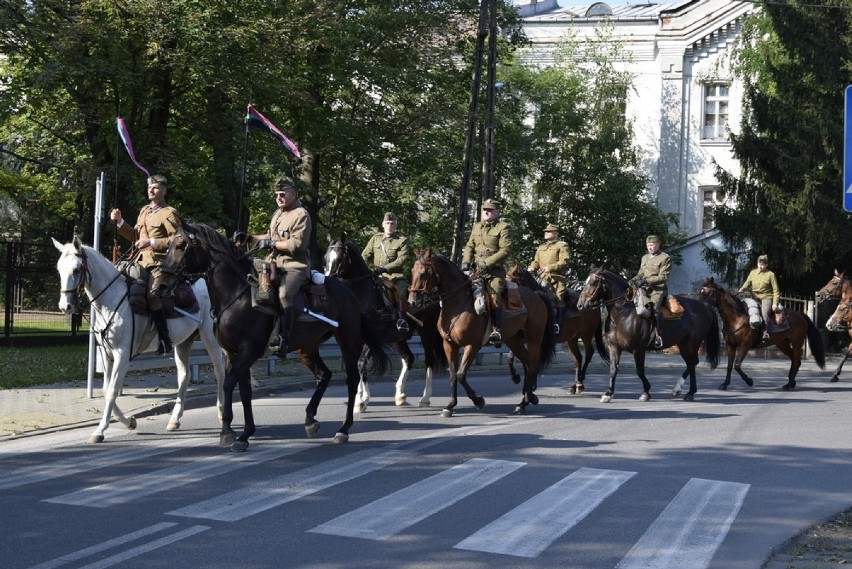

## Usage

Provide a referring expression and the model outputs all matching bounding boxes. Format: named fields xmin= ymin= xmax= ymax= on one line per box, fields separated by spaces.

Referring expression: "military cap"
xmin=481 ymin=198 xmax=502 ymax=210
xmin=757 ymin=254 xmax=769 ymax=264
xmin=544 ymin=223 xmax=560 ymax=233
xmin=383 ymin=212 xmax=398 ymax=222
xmin=646 ymin=235 xmax=661 ymax=244
xmin=273 ymin=177 xmax=296 ymax=192
xmin=147 ymin=174 xmax=168 ymax=186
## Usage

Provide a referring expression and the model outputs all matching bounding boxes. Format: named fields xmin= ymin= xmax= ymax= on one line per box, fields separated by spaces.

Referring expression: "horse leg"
xmin=507 ymin=353 xmax=521 ymax=385
xmin=680 ymin=351 xmax=699 ymax=401
xmin=568 ymin=339 xmax=585 ymax=395
xmin=513 ymin=342 xmax=539 ymax=415
xmin=394 ymin=342 xmax=414 ymax=406
xmin=441 ymin=344 xmax=463 ymax=418
xmin=672 ymin=370 xmax=687 ymax=398
xmin=355 ymin=345 xmax=371 ymax=413
xmin=601 ymin=347 xmax=621 ymax=403
xmin=298 ymin=350 xmax=333 ymax=438
xmin=200 ymin=326 xmax=227 ymax=425
xmin=780 ymin=342 xmax=800 ymax=391
xmin=633 ymin=351 xmax=652 ymax=402
xmin=718 ymin=344 xmax=736 ymax=390
xmin=336 ymin=346 xmax=367 ymax=444
xmin=830 ymin=345 xmax=852 ymax=382
xmin=454 ymin=347 xmax=485 ymax=413
xmin=167 ymin=339 xmax=193 ymax=431
xmin=419 ymin=365 xmax=433 ymax=407
xmin=230 ymin=364 xmax=257 ymax=452
xmin=732 ymin=344 xmax=754 ymax=387
xmin=91 ymin=353 xmax=134 ymax=443
xmin=220 ymin=359 xmax=240 ymax=448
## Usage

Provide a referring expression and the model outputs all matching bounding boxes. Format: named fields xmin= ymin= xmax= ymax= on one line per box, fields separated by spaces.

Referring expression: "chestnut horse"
xmin=408 ymin=248 xmax=556 ymax=416
xmin=697 ymin=277 xmax=825 ymax=390
xmin=577 ymin=268 xmax=721 ymax=402
xmin=815 ymin=270 xmax=852 ymax=382
xmin=506 ymin=266 xmax=608 ymax=393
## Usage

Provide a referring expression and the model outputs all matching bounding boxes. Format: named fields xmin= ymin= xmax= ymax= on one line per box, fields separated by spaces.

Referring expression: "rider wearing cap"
xmin=110 ymin=174 xmax=182 ymax=354
xmin=529 ymin=223 xmax=570 ymax=334
xmin=630 ymin=234 xmax=671 ymax=349
xmin=739 ymin=254 xmax=780 ymax=340
xmin=462 ymin=198 xmax=512 ymax=345
xmin=362 ymin=212 xmax=411 ymax=333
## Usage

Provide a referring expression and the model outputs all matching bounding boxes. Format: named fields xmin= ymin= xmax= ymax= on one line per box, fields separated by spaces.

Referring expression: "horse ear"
xmin=72 ymin=235 xmax=83 ymax=251
xmin=51 ymin=237 xmax=63 ymax=252
xmin=413 ymin=246 xmax=420 ymax=257
xmin=341 ymin=232 xmax=347 ymax=243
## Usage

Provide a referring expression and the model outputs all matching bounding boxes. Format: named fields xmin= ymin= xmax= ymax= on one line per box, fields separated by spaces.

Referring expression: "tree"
xmin=706 ymin=1 xmax=852 ymax=295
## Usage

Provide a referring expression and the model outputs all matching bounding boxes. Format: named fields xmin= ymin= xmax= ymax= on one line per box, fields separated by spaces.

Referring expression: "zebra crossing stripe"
xmin=167 ymin=447 xmax=415 ymax=522
xmin=0 ymin=437 xmax=213 ymax=491
xmin=454 ymin=467 xmax=636 ymax=557
xmin=615 ymin=478 xmax=750 ymax=569
xmin=44 ymin=441 xmax=312 ymax=507
xmin=71 ymin=526 xmax=210 ymax=569
xmin=310 ymin=458 xmax=525 ymax=540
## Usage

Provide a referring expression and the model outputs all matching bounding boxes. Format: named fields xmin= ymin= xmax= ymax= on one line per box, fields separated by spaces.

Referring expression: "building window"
xmin=702 ymin=83 xmax=729 ymax=141
xmin=702 ymin=186 xmax=725 ymax=231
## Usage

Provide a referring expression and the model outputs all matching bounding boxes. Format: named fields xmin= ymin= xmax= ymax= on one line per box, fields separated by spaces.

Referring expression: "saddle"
xmin=249 ymin=260 xmax=332 ymax=322
xmin=121 ymin=262 xmax=199 ymax=317
xmin=767 ymin=305 xmax=790 ymax=332
xmin=661 ymin=296 xmax=684 ymax=320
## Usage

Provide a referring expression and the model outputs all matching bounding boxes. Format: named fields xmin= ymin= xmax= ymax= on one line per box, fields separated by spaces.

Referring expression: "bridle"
xmin=60 ymin=248 xmax=121 ymax=307
xmin=408 ymin=257 xmax=474 ymax=302
xmin=828 ymin=299 xmax=852 ymax=331
xmin=581 ymin=271 xmax=630 ymax=309
xmin=816 ymin=275 xmax=846 ymax=304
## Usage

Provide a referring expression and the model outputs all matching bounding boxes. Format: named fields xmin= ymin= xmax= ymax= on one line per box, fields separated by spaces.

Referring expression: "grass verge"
xmin=0 ymin=344 xmax=89 ymax=389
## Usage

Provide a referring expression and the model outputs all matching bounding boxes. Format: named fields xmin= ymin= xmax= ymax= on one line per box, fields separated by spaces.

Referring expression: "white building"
xmin=518 ymin=0 xmax=752 ymax=294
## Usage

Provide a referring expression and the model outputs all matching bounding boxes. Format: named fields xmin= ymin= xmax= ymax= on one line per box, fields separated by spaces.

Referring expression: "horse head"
xmin=323 ymin=233 xmax=368 ymax=279
xmin=577 ymin=267 xmax=628 ymax=310
xmin=815 ymin=269 xmax=850 ymax=304
xmin=53 ymin=236 xmax=88 ymax=314
xmin=506 ymin=265 xmax=543 ymax=292
xmin=827 ymin=298 xmax=852 ymax=331
xmin=696 ymin=277 xmax=723 ymax=307
xmin=161 ymin=224 xmax=211 ymax=284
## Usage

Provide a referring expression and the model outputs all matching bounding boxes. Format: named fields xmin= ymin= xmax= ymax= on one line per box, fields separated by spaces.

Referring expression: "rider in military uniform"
xmin=629 ymin=234 xmax=671 ymax=349
xmin=362 ymin=212 xmax=411 ymax=333
xmin=739 ymin=254 xmax=780 ymax=340
xmin=110 ymin=174 xmax=182 ymax=354
xmin=461 ymin=198 xmax=511 ymax=345
xmin=250 ymin=177 xmax=312 ymax=357
xmin=529 ymin=223 xmax=570 ymax=334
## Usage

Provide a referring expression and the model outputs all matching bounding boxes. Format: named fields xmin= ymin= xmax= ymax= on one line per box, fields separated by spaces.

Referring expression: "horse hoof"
xmin=528 ymin=393 xmax=539 ymax=405
xmin=718 ymin=383 xmax=728 ymax=391
xmin=166 ymin=420 xmax=180 ymax=431
xmin=781 ymin=383 xmax=796 ymax=391
xmin=333 ymin=432 xmax=349 ymax=444
xmin=744 ymin=378 xmax=754 ymax=387
xmin=305 ymin=422 xmax=320 ymax=438
xmin=513 ymin=406 xmax=526 ymax=415
xmin=231 ymin=440 xmax=249 ymax=452
xmin=600 ymin=395 xmax=612 ymax=403
xmin=474 ymin=397 xmax=486 ymax=410
xmin=831 ymin=375 xmax=840 ymax=383
xmin=220 ymin=433 xmax=236 ymax=447
xmin=672 ymin=390 xmax=682 ymax=398
xmin=88 ymin=434 xmax=104 ymax=444
xmin=441 ymin=409 xmax=454 ymax=418
xmin=511 ymin=374 xmax=521 ymax=385
xmin=128 ymin=417 xmax=137 ymax=430
xmin=395 ymin=395 xmax=406 ymax=406
xmin=639 ymin=393 xmax=650 ymax=402
xmin=354 ymin=404 xmax=366 ymax=414
xmin=418 ymin=399 xmax=431 ymax=408
xmin=683 ymin=393 xmax=695 ymax=402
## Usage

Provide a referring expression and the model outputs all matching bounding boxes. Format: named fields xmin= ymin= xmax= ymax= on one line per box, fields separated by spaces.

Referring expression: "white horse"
xmin=53 ymin=236 xmax=226 ymax=443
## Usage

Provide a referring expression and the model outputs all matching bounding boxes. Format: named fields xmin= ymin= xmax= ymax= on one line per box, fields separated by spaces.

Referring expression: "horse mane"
xmin=187 ymin=222 xmax=242 ymax=259
xmin=706 ymin=278 xmax=746 ymax=314
xmin=420 ymin=249 xmax=465 ymax=279
xmin=341 ymin=236 xmax=371 ymax=274
xmin=507 ymin=266 xmax=542 ymax=292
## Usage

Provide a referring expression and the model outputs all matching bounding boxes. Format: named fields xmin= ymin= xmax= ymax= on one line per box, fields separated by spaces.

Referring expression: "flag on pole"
xmin=246 ymin=104 xmax=301 ymax=160
xmin=116 ymin=117 xmax=150 ymax=176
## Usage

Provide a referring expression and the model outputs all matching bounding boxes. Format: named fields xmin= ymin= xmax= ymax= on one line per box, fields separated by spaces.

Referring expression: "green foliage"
xmin=707 ymin=1 xmax=852 ymax=295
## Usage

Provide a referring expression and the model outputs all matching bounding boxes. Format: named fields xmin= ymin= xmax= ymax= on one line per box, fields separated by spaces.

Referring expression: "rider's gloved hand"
xmin=634 ymin=279 xmax=648 ymax=287
xmin=373 ymin=267 xmax=387 ymax=276
xmin=232 ymin=231 xmax=248 ymax=244
xmin=460 ymin=262 xmax=471 ymax=272
xmin=256 ymin=238 xmax=273 ymax=250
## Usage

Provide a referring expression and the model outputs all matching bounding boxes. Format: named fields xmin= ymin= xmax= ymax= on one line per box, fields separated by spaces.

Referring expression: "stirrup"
xmin=396 ymin=318 xmax=410 ymax=333
xmin=269 ymin=335 xmax=289 ymax=357
xmin=488 ymin=330 xmax=502 ymax=347
xmin=653 ymin=336 xmax=663 ymax=349
xmin=553 ymin=323 xmax=561 ymax=334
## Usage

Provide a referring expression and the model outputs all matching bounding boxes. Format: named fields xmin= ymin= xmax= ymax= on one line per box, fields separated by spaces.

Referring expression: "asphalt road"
xmin=1 ymin=355 xmax=850 ymax=569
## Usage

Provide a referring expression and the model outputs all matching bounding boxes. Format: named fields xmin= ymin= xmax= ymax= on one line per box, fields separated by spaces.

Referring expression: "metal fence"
xmin=2 ymin=240 xmax=88 ymax=346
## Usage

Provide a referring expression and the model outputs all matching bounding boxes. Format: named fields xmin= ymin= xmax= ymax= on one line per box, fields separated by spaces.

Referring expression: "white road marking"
xmin=44 ymin=441 xmax=312 ymax=507
xmin=615 ymin=478 xmax=750 ymax=569
xmin=455 ymin=467 xmax=637 ymax=558
xmin=73 ymin=526 xmax=209 ymax=569
xmin=310 ymin=458 xmax=525 ymax=540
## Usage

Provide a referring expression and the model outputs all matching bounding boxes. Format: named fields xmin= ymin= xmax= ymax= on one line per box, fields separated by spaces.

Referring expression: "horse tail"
xmin=703 ymin=304 xmax=721 ymax=370
xmin=360 ymin=314 xmax=393 ymax=377
xmin=594 ymin=316 xmax=611 ymax=365
xmin=536 ymin=291 xmax=558 ymax=369
xmin=804 ymin=314 xmax=827 ymax=370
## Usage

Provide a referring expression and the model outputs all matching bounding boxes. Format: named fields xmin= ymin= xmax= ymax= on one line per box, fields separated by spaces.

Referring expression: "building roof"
xmin=518 ymin=0 xmax=696 ymax=22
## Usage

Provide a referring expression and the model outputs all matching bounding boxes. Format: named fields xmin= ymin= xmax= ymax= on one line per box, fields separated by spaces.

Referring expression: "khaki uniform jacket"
xmin=362 ymin=232 xmax=410 ymax=282
xmin=529 ymin=240 xmax=571 ymax=282
xmin=462 ymin=220 xmax=511 ymax=274
xmin=117 ymin=204 xmax=182 ymax=269
xmin=741 ymin=268 xmax=780 ymax=303
xmin=267 ymin=200 xmax=311 ymax=277
xmin=633 ymin=251 xmax=671 ymax=303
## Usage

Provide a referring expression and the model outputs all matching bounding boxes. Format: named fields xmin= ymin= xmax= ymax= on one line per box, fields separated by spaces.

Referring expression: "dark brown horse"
xmin=160 ymin=223 xmax=391 ymax=451
xmin=505 ymin=266 xmax=608 ymax=393
xmin=577 ymin=268 xmax=721 ymax=402
xmin=408 ymin=248 xmax=557 ymax=416
xmin=815 ymin=270 xmax=852 ymax=382
xmin=323 ymin=234 xmax=446 ymax=410
xmin=697 ymin=277 xmax=825 ymax=390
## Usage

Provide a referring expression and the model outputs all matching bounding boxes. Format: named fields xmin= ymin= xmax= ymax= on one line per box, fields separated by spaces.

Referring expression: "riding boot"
xmin=489 ymin=306 xmax=503 ymax=347
xmin=554 ymin=307 xmax=564 ymax=335
xmin=650 ymin=310 xmax=663 ymax=349
xmin=396 ymin=301 xmax=409 ymax=333
xmin=151 ymin=309 xmax=172 ymax=355
xmin=270 ymin=307 xmax=295 ymax=358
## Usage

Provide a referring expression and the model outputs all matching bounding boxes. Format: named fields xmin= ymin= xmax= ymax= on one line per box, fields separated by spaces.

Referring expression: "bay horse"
xmin=576 ymin=268 xmax=721 ymax=402
xmin=815 ymin=270 xmax=852 ymax=382
xmin=323 ymin=235 xmax=446 ymax=411
xmin=53 ymin=236 xmax=226 ymax=443
xmin=697 ymin=277 xmax=825 ymax=390
xmin=505 ymin=266 xmax=609 ymax=394
xmin=160 ymin=223 xmax=391 ymax=451
xmin=407 ymin=248 xmax=557 ymax=416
